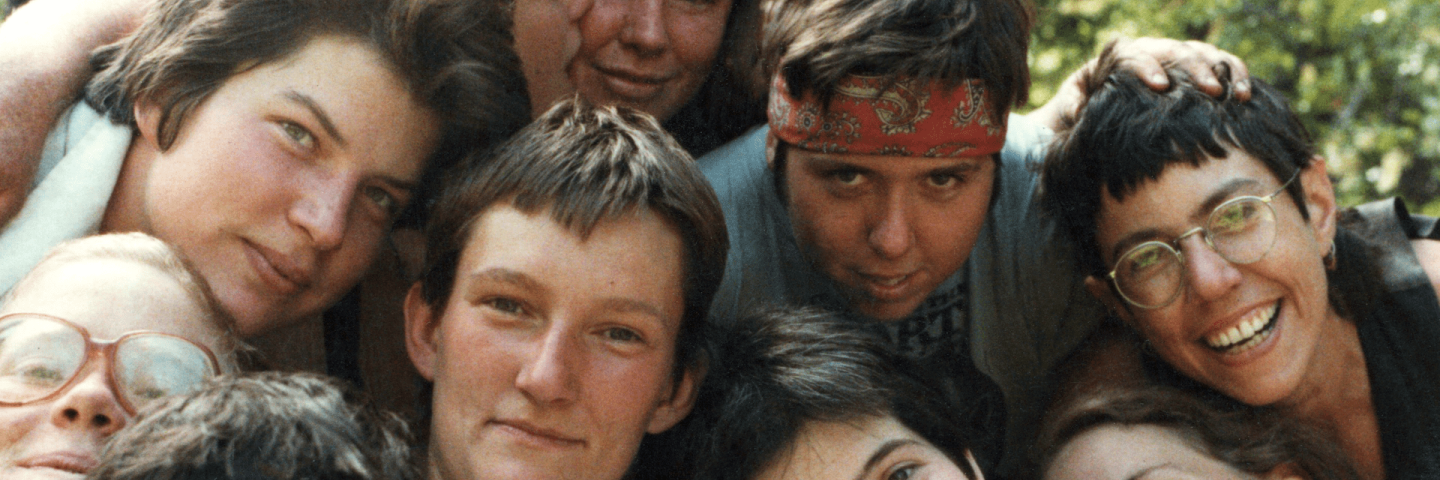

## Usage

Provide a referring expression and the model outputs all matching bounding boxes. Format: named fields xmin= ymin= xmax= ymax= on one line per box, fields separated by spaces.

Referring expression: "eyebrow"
xmin=596 ymin=298 xmax=668 ymax=325
xmin=464 ymin=267 xmax=545 ymax=298
xmin=282 ymin=90 xmax=347 ymax=148
xmin=805 ymin=156 xmax=874 ymax=175
xmin=856 ymin=439 xmax=921 ymax=480
xmin=1107 ymin=177 xmax=1262 ymax=262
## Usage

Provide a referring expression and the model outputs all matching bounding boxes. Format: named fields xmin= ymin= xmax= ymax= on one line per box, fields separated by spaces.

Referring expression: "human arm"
xmin=1026 ymin=37 xmax=1251 ymax=132
xmin=0 ymin=0 xmax=150 ymax=228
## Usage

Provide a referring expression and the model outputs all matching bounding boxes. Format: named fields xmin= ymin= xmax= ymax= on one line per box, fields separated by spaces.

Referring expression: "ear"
xmin=1085 ymin=275 xmax=1134 ymax=326
xmin=765 ymin=132 xmax=779 ymax=170
xmin=646 ymin=362 xmax=703 ymax=434
xmin=133 ymin=101 xmax=163 ymax=149
xmin=1299 ymin=156 xmax=1338 ymax=248
xmin=404 ymin=281 xmax=442 ymax=381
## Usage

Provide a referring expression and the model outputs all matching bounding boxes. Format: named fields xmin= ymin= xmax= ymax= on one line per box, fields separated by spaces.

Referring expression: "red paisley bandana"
xmin=767 ymin=74 xmax=1007 ymax=157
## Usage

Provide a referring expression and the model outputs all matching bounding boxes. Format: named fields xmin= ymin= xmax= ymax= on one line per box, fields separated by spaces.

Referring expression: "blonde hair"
xmin=3 ymin=233 xmax=244 ymax=372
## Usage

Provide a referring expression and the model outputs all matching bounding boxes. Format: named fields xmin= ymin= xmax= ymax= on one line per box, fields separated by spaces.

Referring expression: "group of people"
xmin=0 ymin=0 xmax=1434 ymax=478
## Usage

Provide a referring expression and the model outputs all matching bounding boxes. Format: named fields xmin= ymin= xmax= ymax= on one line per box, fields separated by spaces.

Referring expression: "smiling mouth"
xmin=1204 ymin=301 xmax=1280 ymax=354
xmin=493 ymin=421 xmax=585 ymax=449
xmin=19 ymin=452 xmax=96 ymax=475
xmin=593 ymin=65 xmax=671 ymax=100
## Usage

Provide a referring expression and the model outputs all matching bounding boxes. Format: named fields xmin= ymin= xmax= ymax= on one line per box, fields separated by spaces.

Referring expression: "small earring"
xmin=1324 ymin=242 xmax=1337 ymax=270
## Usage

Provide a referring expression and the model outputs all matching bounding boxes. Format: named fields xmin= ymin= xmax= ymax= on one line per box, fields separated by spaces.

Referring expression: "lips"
xmin=592 ymin=64 xmax=673 ymax=101
xmin=242 ymin=239 xmax=314 ymax=294
xmin=1203 ymin=301 xmax=1280 ymax=354
xmin=18 ymin=451 xmax=97 ymax=475
xmin=492 ymin=420 xmax=585 ymax=449
xmin=854 ymin=269 xmax=920 ymax=301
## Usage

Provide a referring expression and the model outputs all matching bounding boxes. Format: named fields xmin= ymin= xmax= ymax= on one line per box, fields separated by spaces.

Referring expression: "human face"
xmin=514 ymin=0 xmax=732 ymax=121
xmin=1089 ymin=150 xmax=1338 ymax=406
xmin=405 ymin=204 xmax=697 ymax=480
xmin=778 ymin=144 xmax=995 ymax=321
xmin=0 ymin=258 xmax=227 ymax=479
xmin=1043 ymin=424 xmax=1298 ymax=480
xmin=132 ymin=35 xmax=440 ymax=336
xmin=755 ymin=415 xmax=981 ymax=480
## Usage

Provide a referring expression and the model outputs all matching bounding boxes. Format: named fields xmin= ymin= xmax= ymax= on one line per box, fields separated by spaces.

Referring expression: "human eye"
xmin=884 ymin=464 xmax=918 ymax=480
xmin=14 ymin=360 xmax=68 ymax=387
xmin=362 ymin=185 xmax=401 ymax=219
xmin=829 ymin=169 xmax=864 ymax=186
xmin=1122 ymin=245 xmax=1171 ymax=278
xmin=602 ymin=327 xmax=643 ymax=343
xmin=485 ymin=297 xmax=526 ymax=316
xmin=926 ymin=172 xmax=963 ymax=188
xmin=1210 ymin=200 xmax=1260 ymax=235
xmin=279 ymin=121 xmax=316 ymax=150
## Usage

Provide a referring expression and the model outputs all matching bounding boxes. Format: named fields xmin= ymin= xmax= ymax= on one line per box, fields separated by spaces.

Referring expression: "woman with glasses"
xmin=640 ymin=306 xmax=993 ymax=480
xmin=0 ymin=232 xmax=239 ymax=479
xmin=1040 ymin=42 xmax=1440 ymax=480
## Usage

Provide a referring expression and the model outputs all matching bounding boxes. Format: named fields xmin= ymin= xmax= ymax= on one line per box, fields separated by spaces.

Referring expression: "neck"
xmin=101 ymin=131 xmax=155 ymax=233
xmin=1277 ymin=310 xmax=1384 ymax=479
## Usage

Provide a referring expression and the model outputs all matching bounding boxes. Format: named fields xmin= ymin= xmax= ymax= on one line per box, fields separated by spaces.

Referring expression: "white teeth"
xmin=1204 ymin=302 xmax=1279 ymax=350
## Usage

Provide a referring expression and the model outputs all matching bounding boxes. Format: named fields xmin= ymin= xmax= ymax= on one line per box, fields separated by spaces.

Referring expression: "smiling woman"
xmin=511 ymin=0 xmax=766 ymax=154
xmin=0 ymin=233 xmax=240 ymax=479
xmin=404 ymin=98 xmax=727 ymax=480
xmin=0 ymin=0 xmax=526 ymax=339
xmin=1041 ymin=43 xmax=1440 ymax=479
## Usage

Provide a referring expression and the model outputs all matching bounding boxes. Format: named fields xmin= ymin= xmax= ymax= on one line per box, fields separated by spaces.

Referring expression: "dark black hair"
xmin=634 ymin=306 xmax=981 ymax=480
xmin=1041 ymin=40 xmax=1317 ymax=277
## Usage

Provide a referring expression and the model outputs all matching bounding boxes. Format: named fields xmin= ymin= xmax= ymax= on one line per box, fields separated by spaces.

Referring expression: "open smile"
xmin=1203 ymin=301 xmax=1280 ymax=355
xmin=855 ymin=270 xmax=919 ymax=301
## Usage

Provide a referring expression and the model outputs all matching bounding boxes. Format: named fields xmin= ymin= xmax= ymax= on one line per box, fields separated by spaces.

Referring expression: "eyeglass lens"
xmin=0 ymin=316 xmax=216 ymax=411
xmin=114 ymin=335 xmax=216 ymax=411
xmin=0 ymin=319 xmax=86 ymax=404
xmin=1114 ymin=196 xmax=1279 ymax=308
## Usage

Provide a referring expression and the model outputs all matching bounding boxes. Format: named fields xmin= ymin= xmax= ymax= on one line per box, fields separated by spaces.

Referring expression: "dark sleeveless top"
xmin=1335 ymin=198 xmax=1440 ymax=478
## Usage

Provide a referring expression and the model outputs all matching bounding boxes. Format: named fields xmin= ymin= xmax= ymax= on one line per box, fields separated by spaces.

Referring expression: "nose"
xmin=1180 ymin=235 xmax=1242 ymax=302
xmin=515 ymin=325 xmax=580 ymax=405
xmin=289 ymin=172 xmax=354 ymax=251
xmin=619 ymin=0 xmax=669 ymax=56
xmin=867 ymin=191 xmax=914 ymax=259
xmin=49 ymin=367 xmax=128 ymax=438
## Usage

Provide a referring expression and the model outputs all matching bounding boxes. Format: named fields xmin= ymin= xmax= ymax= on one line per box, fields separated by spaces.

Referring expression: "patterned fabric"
xmin=767 ymin=74 xmax=1007 ymax=157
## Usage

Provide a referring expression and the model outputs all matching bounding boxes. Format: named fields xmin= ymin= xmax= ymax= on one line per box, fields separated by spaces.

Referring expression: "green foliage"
xmin=1030 ymin=0 xmax=1440 ymax=212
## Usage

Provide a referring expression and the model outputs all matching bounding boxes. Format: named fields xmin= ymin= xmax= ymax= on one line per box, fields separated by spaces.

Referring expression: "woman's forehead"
xmin=3 ymin=260 xmax=214 ymax=341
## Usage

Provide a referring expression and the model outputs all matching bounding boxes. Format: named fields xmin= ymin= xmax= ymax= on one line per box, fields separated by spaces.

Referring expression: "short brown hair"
xmin=418 ymin=97 xmax=728 ymax=378
xmin=763 ymin=0 xmax=1034 ymax=123
xmin=85 ymin=0 xmax=530 ymax=224
xmin=1035 ymin=386 xmax=1361 ymax=480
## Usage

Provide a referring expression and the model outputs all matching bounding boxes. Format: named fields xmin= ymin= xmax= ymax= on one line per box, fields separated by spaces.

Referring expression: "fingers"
xmin=1111 ymin=37 xmax=1253 ymax=101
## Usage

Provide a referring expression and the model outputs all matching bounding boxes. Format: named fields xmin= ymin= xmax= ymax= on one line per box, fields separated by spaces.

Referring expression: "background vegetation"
xmin=1028 ymin=0 xmax=1440 ymax=212
xmin=1 ymin=0 xmax=1435 ymax=209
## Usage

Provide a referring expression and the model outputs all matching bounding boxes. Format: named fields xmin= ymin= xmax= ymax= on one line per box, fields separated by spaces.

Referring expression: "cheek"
xmin=0 ymin=406 xmax=45 ymax=458
xmin=669 ymin=5 xmax=731 ymax=70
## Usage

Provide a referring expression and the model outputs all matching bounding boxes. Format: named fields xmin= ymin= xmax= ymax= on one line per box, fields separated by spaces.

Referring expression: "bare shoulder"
xmin=1410 ymin=238 xmax=1440 ymax=302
